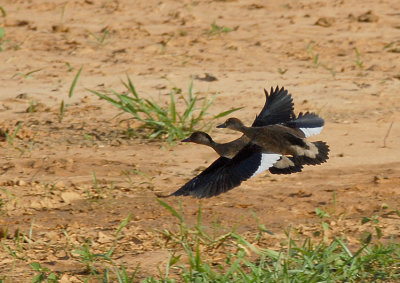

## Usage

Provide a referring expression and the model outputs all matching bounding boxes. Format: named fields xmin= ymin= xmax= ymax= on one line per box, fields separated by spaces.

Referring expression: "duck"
xmin=171 ymin=87 xmax=328 ymax=198
xmin=216 ymin=117 xmax=329 ymax=166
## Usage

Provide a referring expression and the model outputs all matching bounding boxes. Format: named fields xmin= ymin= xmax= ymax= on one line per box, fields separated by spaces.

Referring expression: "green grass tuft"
xmin=207 ymin=21 xmax=233 ymax=36
xmin=354 ymin=47 xmax=364 ymax=70
xmin=89 ymin=76 xmax=241 ymax=142
xmin=14 ymin=200 xmax=400 ymax=282
xmin=147 ymin=200 xmax=400 ymax=282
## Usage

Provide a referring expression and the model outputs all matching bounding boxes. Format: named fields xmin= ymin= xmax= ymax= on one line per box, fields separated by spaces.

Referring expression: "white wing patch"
xmin=251 ymin=153 xmax=281 ymax=178
xmin=300 ymin=126 xmax=323 ymax=138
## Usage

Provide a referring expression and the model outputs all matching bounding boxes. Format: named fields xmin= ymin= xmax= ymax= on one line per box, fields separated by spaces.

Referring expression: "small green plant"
xmin=5 ymin=122 xmax=22 ymax=146
xmin=121 ymin=169 xmax=153 ymax=189
xmin=0 ymin=27 xmax=5 ymax=52
xmin=277 ymin=68 xmax=288 ymax=75
xmin=5 ymin=122 xmax=26 ymax=154
xmin=112 ymin=264 xmax=139 ymax=283
xmin=0 ymin=188 xmax=15 ymax=214
xmin=58 ymin=100 xmax=65 ymax=122
xmin=65 ymin=62 xmax=73 ymax=72
xmin=84 ymin=171 xmax=114 ymax=200
xmin=361 ymin=214 xmax=384 ymax=244
xmin=306 ymin=41 xmax=321 ymax=67
xmin=315 ymin=207 xmax=330 ymax=240
xmin=2 ymin=227 xmax=33 ymax=262
xmin=207 ymin=21 xmax=233 ymax=36
xmin=58 ymin=65 xmax=83 ymax=122
xmin=315 ymin=207 xmax=330 ymax=218
xmin=383 ymin=40 xmax=400 ymax=53
xmin=74 ymin=239 xmax=111 ymax=275
xmin=354 ymin=47 xmax=364 ymax=69
xmin=3 ymin=122 xmax=33 ymax=156
xmin=12 ymin=69 xmax=43 ymax=80
xmin=306 ymin=42 xmax=336 ymax=78
xmin=30 ymin=262 xmax=59 ymax=283
xmin=68 ymin=65 xmax=82 ymax=98
xmin=27 ymin=100 xmax=38 ymax=113
xmin=0 ymin=6 xmax=5 ymax=52
xmin=73 ymin=214 xmax=132 ymax=280
xmin=89 ymin=76 xmax=241 ymax=142
xmin=0 ymin=6 xmax=6 ymax=17
xmin=88 ymin=28 xmax=109 ymax=46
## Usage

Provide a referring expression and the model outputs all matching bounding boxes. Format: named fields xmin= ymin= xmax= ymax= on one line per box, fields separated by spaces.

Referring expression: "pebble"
xmin=60 ymin=192 xmax=81 ymax=204
xmin=16 ymin=180 xmax=27 ymax=186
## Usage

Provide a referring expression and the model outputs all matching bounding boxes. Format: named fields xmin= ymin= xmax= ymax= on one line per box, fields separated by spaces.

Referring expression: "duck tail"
xmin=295 ymin=141 xmax=329 ymax=165
xmin=269 ymin=156 xmax=303 ymax=174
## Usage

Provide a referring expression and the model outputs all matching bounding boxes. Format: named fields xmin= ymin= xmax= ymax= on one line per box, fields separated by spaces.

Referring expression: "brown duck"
xmin=216 ymin=117 xmax=329 ymax=166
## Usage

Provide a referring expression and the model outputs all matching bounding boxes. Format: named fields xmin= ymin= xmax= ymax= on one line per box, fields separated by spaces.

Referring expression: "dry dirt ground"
xmin=0 ymin=0 xmax=400 ymax=281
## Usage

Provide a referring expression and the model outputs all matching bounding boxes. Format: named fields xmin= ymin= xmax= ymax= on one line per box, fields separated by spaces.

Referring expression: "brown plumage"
xmin=182 ymin=131 xmax=298 ymax=169
xmin=217 ymin=117 xmax=329 ymax=165
xmin=182 ymin=132 xmax=248 ymax=159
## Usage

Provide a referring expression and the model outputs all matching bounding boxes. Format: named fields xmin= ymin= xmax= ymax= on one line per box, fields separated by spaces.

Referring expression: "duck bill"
xmin=216 ymin=123 xmax=226 ymax=128
xmin=181 ymin=137 xmax=191 ymax=142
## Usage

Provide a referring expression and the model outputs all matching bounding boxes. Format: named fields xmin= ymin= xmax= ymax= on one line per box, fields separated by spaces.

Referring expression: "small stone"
xmin=30 ymin=200 xmax=42 ymax=210
xmin=358 ymin=10 xmax=379 ymax=23
xmin=59 ymin=274 xmax=73 ymax=283
xmin=46 ymin=231 xmax=59 ymax=242
xmin=25 ymin=102 xmax=49 ymax=113
xmin=16 ymin=180 xmax=27 ymax=186
xmin=315 ymin=17 xmax=335 ymax=27
xmin=32 ymin=160 xmax=44 ymax=169
xmin=16 ymin=93 xmax=28 ymax=99
xmin=373 ymin=175 xmax=388 ymax=184
xmin=61 ymin=192 xmax=81 ymax=204
xmin=97 ymin=232 xmax=113 ymax=244
xmin=55 ymin=250 xmax=67 ymax=259
xmin=81 ymin=96 xmax=91 ymax=103
xmin=55 ymin=180 xmax=66 ymax=189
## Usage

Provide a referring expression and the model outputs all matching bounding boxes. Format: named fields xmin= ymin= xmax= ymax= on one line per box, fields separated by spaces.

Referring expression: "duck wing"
xmin=284 ymin=112 xmax=325 ymax=137
xmin=252 ymin=86 xmax=295 ymax=127
xmin=171 ymin=144 xmax=281 ymax=198
xmin=170 ymin=157 xmax=230 ymax=197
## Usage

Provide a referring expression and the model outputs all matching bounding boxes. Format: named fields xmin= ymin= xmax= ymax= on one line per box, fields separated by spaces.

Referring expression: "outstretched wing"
xmin=171 ymin=144 xmax=281 ymax=198
xmin=284 ymin=112 xmax=325 ymax=137
xmin=252 ymin=86 xmax=295 ymax=127
xmin=170 ymin=157 xmax=230 ymax=197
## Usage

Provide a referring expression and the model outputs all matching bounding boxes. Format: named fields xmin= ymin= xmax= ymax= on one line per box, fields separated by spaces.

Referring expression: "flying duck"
xmin=171 ymin=87 xmax=328 ymax=198
xmin=216 ymin=117 xmax=329 ymax=166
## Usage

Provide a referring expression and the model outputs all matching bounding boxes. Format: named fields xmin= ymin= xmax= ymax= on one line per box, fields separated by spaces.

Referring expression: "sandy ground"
xmin=0 ymin=0 xmax=400 ymax=281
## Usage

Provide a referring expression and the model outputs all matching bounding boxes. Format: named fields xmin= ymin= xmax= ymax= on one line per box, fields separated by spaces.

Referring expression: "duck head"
xmin=217 ymin=118 xmax=244 ymax=131
xmin=181 ymin=131 xmax=213 ymax=145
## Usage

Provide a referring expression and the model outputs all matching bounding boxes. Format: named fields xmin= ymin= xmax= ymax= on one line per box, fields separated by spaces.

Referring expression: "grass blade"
xmin=0 ymin=6 xmax=6 ymax=17
xmin=156 ymin=199 xmax=184 ymax=223
xmin=213 ymin=107 xmax=244 ymax=119
xmin=169 ymin=90 xmax=176 ymax=123
xmin=69 ymin=65 xmax=83 ymax=98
